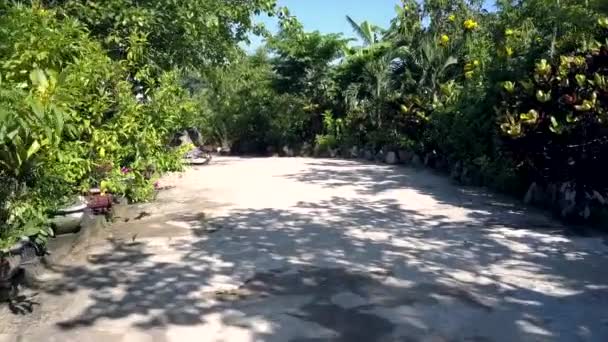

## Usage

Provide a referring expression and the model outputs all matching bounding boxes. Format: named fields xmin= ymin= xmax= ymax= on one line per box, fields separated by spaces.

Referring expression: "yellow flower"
xmin=505 ymin=47 xmax=513 ymax=57
xmin=448 ymin=14 xmax=456 ymax=22
xmin=440 ymin=34 xmax=450 ymax=45
xmin=465 ymin=71 xmax=474 ymax=79
xmin=505 ymin=29 xmax=514 ymax=36
xmin=463 ymin=19 xmax=478 ymax=31
xmin=473 ymin=60 xmax=480 ymax=67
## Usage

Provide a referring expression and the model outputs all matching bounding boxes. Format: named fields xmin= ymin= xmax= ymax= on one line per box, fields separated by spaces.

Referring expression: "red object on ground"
xmin=87 ymin=194 xmax=113 ymax=214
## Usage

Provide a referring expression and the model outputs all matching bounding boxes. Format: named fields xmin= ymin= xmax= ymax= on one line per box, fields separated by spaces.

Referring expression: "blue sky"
xmin=247 ymin=0 xmax=496 ymax=51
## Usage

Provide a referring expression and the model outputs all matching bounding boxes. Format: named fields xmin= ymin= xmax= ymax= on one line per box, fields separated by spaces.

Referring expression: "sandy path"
xmin=1 ymin=157 xmax=608 ymax=341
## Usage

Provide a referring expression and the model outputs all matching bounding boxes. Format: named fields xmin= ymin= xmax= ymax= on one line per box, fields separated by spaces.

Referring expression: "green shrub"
xmin=0 ymin=5 xmax=198 ymax=247
xmin=314 ymin=134 xmax=338 ymax=156
xmin=497 ymin=37 xmax=608 ymax=214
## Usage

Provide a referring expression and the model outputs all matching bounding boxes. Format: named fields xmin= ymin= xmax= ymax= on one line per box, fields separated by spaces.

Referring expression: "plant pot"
xmin=56 ymin=196 xmax=88 ymax=215
xmin=88 ymin=194 xmax=113 ymax=214
xmin=50 ymin=211 xmax=84 ymax=235
xmin=50 ymin=196 xmax=88 ymax=235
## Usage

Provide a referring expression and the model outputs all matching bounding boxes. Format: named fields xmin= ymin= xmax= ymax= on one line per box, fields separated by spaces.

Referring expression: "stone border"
xmin=0 ymin=210 xmax=112 ymax=293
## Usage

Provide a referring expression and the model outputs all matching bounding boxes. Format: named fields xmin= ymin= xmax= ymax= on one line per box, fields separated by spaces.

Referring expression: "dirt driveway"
xmin=1 ymin=157 xmax=608 ymax=341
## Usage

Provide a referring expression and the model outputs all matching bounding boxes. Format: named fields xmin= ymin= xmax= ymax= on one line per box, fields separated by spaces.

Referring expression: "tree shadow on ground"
xmin=283 ymin=159 xmax=573 ymax=232
xmin=5 ymin=158 xmax=608 ymax=341
xmin=19 ymin=193 xmax=608 ymax=341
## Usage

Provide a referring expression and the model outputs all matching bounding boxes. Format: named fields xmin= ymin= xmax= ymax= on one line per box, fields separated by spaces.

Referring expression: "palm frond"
xmin=346 ymin=15 xmax=373 ymax=46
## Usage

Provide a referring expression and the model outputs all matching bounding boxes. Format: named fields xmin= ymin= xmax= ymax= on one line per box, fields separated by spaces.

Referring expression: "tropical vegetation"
xmin=1 ymin=0 xmax=608 ymax=248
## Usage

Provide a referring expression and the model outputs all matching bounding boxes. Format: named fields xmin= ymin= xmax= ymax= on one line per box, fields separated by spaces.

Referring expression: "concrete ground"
xmin=1 ymin=157 xmax=608 ymax=341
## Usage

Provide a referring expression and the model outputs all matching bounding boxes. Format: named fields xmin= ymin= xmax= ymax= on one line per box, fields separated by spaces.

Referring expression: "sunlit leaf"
xmin=26 ymin=140 xmax=40 ymax=159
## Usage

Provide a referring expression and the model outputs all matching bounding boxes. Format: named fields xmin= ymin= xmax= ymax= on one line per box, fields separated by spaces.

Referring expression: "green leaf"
xmin=549 ymin=116 xmax=563 ymax=134
xmin=7 ymin=129 xmax=19 ymax=140
xmin=536 ymin=90 xmax=551 ymax=103
xmin=30 ymin=98 xmax=45 ymax=119
xmin=29 ymin=69 xmax=48 ymax=89
xmin=520 ymin=109 xmax=539 ymax=124
xmin=502 ymin=81 xmax=515 ymax=93
xmin=550 ymin=116 xmax=559 ymax=127
xmin=22 ymin=222 xmax=41 ymax=237
xmin=575 ymin=74 xmax=586 ymax=87
xmin=52 ymin=105 xmax=65 ymax=133
xmin=26 ymin=140 xmax=41 ymax=159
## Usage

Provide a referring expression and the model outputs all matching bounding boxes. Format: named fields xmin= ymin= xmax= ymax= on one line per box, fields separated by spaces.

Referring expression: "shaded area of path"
xmin=1 ymin=157 xmax=608 ymax=341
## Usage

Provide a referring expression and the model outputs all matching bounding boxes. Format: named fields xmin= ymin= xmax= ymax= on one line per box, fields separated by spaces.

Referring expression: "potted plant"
xmin=49 ymin=196 xmax=88 ymax=235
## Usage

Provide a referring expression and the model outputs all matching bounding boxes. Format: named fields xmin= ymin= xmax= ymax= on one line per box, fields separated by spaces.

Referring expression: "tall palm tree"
xmin=391 ymin=36 xmax=457 ymax=95
xmin=345 ymin=15 xmax=382 ymax=47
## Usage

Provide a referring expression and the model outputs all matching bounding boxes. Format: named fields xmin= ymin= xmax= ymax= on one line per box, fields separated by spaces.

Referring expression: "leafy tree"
xmin=30 ymin=0 xmax=278 ymax=71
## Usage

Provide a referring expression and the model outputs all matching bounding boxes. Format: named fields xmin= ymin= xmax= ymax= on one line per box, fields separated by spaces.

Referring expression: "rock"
xmin=0 ymin=254 xmax=21 ymax=282
xmin=524 ymin=182 xmax=538 ymax=204
xmin=0 ymin=238 xmax=39 ymax=284
xmin=560 ymin=201 xmax=576 ymax=218
xmin=547 ymin=183 xmax=558 ymax=204
xmin=385 ymin=151 xmax=398 ymax=164
xmin=282 ymin=146 xmax=294 ymax=157
xmin=375 ymin=150 xmax=385 ymax=163
xmin=593 ymin=190 xmax=606 ymax=205
xmin=219 ymin=146 xmax=231 ymax=156
xmin=523 ymin=182 xmax=553 ymax=205
xmin=424 ymin=153 xmax=432 ymax=166
xmin=302 ymin=142 xmax=313 ymax=157
xmin=313 ymin=145 xmax=328 ymax=158
xmin=363 ymin=149 xmax=374 ymax=161
xmin=266 ymin=146 xmax=275 ymax=156
xmin=583 ymin=205 xmax=591 ymax=220
xmin=411 ymin=154 xmax=423 ymax=167
xmin=460 ymin=167 xmax=471 ymax=185
xmin=184 ymin=147 xmax=206 ymax=159
xmin=171 ymin=130 xmax=193 ymax=147
xmin=341 ymin=146 xmax=352 ymax=158
xmin=435 ymin=156 xmax=448 ymax=170
xmin=398 ymin=150 xmax=413 ymax=164
xmin=350 ymin=146 xmax=359 ymax=158
xmin=555 ymin=182 xmax=578 ymax=218
xmin=450 ymin=161 xmax=462 ymax=181
xmin=329 ymin=148 xmax=338 ymax=158
xmin=186 ymin=128 xmax=203 ymax=146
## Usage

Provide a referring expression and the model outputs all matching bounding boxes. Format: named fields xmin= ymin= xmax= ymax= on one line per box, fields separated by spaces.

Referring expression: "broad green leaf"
xmin=22 ymin=222 xmax=41 ymax=237
xmin=30 ymin=69 xmax=48 ymax=90
xmin=7 ymin=129 xmax=19 ymax=140
xmin=26 ymin=140 xmax=41 ymax=159
xmin=30 ymin=98 xmax=45 ymax=119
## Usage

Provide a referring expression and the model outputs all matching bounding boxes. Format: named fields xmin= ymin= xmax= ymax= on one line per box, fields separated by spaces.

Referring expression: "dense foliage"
xmin=0 ymin=1 xmax=279 ymax=248
xmin=2 ymin=0 xmax=608 ymax=248
xmin=199 ymin=0 xmax=608 ymax=222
